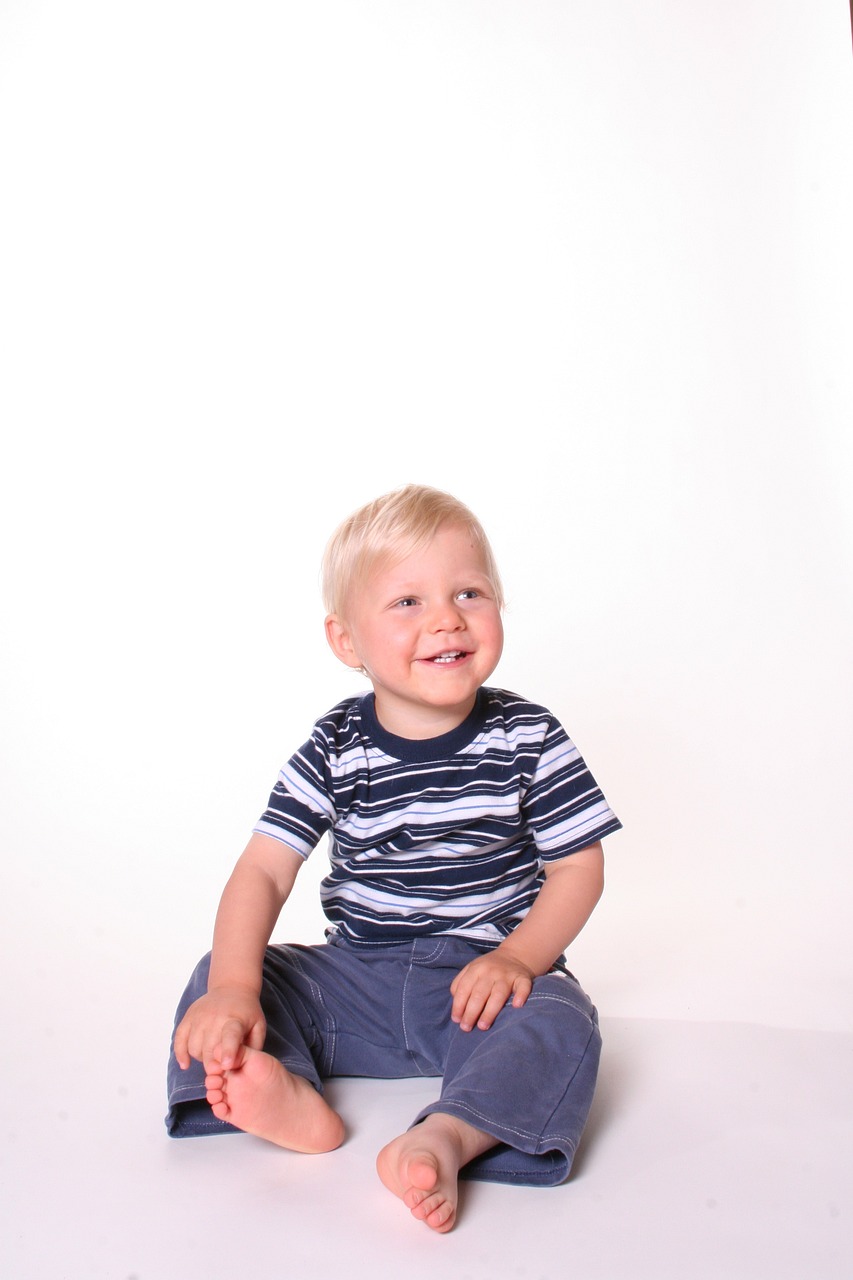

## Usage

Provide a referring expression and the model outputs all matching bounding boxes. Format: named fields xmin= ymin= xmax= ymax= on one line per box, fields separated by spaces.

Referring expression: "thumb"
xmin=247 ymin=1015 xmax=267 ymax=1052
xmin=216 ymin=1016 xmax=251 ymax=1070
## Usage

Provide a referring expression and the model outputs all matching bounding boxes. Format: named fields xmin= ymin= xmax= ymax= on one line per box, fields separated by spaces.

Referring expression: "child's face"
xmin=326 ymin=522 xmax=504 ymax=739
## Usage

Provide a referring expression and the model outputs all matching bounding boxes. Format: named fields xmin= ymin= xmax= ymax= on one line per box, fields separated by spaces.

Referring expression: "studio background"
xmin=1 ymin=3 xmax=851 ymax=1276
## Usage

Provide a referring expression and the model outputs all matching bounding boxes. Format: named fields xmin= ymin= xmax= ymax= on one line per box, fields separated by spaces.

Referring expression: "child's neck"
xmin=371 ymin=692 xmax=478 ymax=740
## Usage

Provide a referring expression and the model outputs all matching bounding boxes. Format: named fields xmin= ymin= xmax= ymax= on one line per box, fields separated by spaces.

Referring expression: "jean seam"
xmin=535 ymin=1014 xmax=599 ymax=1144
xmin=401 ymin=955 xmax=434 ymax=1075
xmin=283 ymin=948 xmax=337 ymax=1076
xmin=526 ymin=989 xmax=594 ymax=1025
xmin=410 ymin=938 xmax=448 ymax=965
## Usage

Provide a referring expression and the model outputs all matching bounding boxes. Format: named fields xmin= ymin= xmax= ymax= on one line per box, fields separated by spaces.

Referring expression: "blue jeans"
xmin=165 ymin=934 xmax=601 ymax=1186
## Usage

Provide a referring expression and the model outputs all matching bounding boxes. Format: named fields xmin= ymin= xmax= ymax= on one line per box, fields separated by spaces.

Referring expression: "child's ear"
xmin=325 ymin=614 xmax=363 ymax=670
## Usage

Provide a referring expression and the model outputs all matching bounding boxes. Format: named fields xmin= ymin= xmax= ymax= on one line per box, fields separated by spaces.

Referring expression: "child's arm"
xmin=173 ymin=832 xmax=304 ymax=1072
xmin=449 ymin=840 xmax=605 ymax=1033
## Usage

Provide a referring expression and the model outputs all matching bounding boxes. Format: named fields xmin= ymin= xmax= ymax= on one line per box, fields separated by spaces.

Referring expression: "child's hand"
xmin=449 ymin=949 xmax=536 ymax=1032
xmin=173 ymin=986 xmax=267 ymax=1073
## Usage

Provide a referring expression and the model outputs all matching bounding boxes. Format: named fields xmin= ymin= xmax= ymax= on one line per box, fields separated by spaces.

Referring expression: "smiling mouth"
xmin=427 ymin=651 xmax=468 ymax=664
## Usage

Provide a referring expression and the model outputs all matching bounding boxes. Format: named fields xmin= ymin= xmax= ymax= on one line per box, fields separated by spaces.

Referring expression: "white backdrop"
xmin=2 ymin=1 xmax=851 ymax=1044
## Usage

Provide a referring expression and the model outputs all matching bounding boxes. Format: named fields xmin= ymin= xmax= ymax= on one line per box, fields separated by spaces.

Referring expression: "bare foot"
xmin=204 ymin=1045 xmax=344 ymax=1154
xmin=376 ymin=1113 xmax=498 ymax=1233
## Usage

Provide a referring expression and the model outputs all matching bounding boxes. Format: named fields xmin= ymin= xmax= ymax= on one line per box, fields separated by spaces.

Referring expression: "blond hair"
xmin=322 ymin=484 xmax=504 ymax=619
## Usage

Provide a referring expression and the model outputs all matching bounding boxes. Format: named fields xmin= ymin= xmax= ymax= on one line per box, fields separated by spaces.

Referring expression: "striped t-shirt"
xmin=254 ymin=686 xmax=622 ymax=947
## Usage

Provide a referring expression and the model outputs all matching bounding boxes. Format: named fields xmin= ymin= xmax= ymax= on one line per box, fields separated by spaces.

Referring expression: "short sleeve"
xmin=522 ymin=717 xmax=622 ymax=859
xmin=253 ymin=730 xmax=337 ymax=858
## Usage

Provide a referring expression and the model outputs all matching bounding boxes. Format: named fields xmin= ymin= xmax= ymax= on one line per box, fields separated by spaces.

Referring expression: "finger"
xmin=456 ymin=998 xmax=486 ymax=1033
xmin=456 ymin=978 xmax=512 ymax=1032
xmin=215 ymin=1017 xmax=249 ymax=1070
xmin=185 ymin=1024 xmax=207 ymax=1066
xmin=473 ymin=985 xmax=515 ymax=1031
xmin=476 ymin=974 xmax=533 ymax=1029
xmin=510 ymin=974 xmax=534 ymax=1009
xmin=247 ymin=1016 xmax=267 ymax=1052
xmin=450 ymin=972 xmax=481 ymax=1027
xmin=173 ymin=1022 xmax=190 ymax=1070
xmin=448 ymin=964 xmax=472 ymax=999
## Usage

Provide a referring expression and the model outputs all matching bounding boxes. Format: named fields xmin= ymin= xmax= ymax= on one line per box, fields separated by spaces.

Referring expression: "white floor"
xmin=4 ymin=966 xmax=850 ymax=1280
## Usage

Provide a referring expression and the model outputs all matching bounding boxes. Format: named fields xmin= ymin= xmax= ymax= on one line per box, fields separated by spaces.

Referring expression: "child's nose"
xmin=427 ymin=599 xmax=464 ymax=631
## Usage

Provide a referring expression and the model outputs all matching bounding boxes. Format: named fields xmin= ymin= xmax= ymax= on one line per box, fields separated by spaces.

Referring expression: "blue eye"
xmin=396 ymin=597 xmax=418 ymax=608
xmin=457 ymin=589 xmax=480 ymax=600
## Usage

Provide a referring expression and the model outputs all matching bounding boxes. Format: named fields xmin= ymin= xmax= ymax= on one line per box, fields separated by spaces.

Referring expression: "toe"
xmin=425 ymin=1200 xmax=455 ymax=1232
xmin=406 ymin=1153 xmax=441 ymax=1192
xmin=411 ymin=1189 xmax=450 ymax=1224
xmin=403 ymin=1186 xmax=428 ymax=1211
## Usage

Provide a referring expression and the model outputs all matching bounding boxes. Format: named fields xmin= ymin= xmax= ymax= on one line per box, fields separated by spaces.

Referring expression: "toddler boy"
xmin=166 ymin=484 xmax=621 ymax=1232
